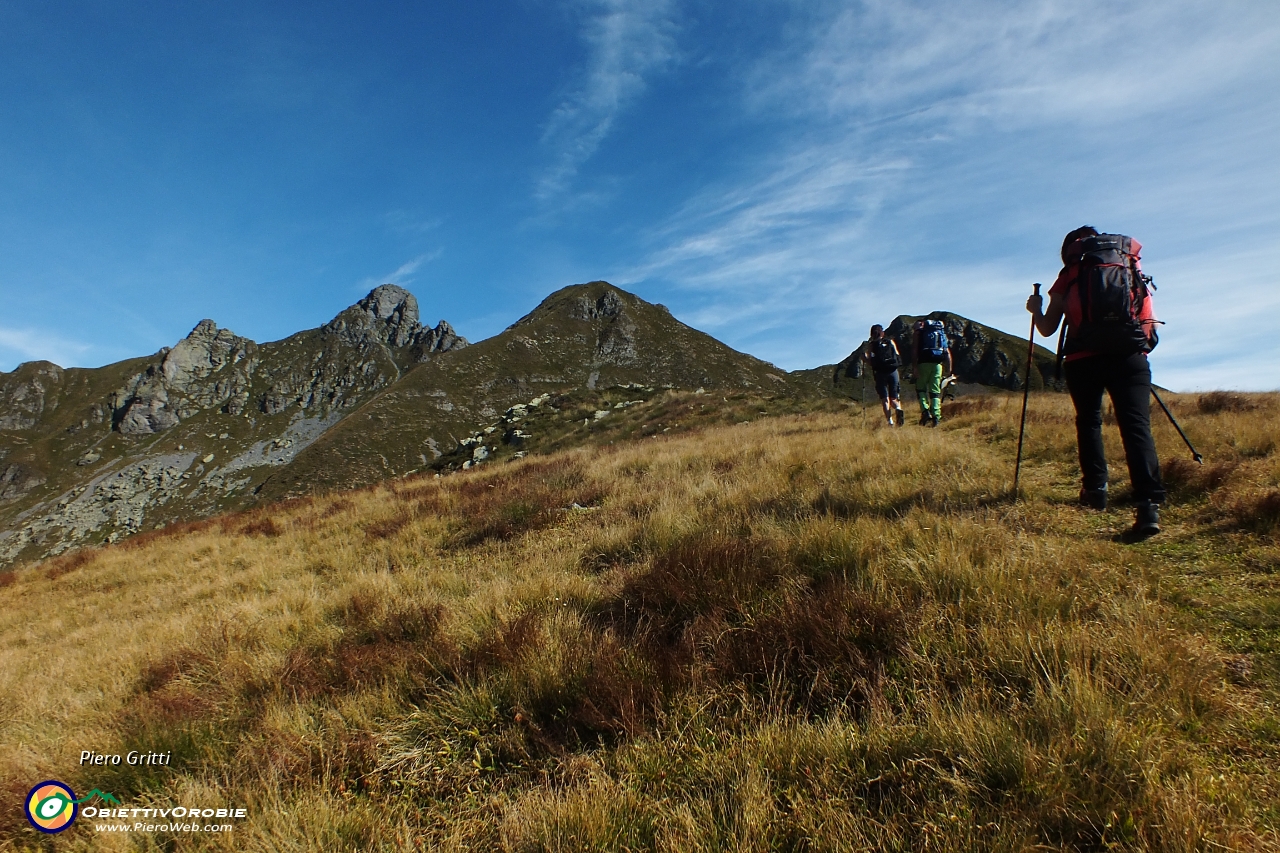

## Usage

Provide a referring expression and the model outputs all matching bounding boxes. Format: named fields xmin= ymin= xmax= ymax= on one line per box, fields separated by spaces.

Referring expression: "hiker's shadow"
xmin=1112 ymin=528 xmax=1157 ymax=545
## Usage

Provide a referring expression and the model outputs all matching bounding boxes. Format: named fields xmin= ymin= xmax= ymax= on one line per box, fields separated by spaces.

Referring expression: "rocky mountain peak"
xmin=161 ymin=320 xmax=256 ymax=390
xmin=511 ymin=281 xmax=636 ymax=329
xmin=320 ymin=284 xmax=468 ymax=360
xmin=325 ymin=284 xmax=421 ymax=348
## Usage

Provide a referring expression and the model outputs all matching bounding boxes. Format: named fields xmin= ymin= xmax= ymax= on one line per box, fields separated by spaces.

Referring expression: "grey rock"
xmin=570 ymin=290 xmax=625 ymax=321
xmin=0 ymin=463 xmax=45 ymax=501
xmin=324 ymin=284 xmax=423 ymax=349
xmin=118 ymin=397 xmax=181 ymax=435
xmin=0 ymin=362 xmax=64 ymax=430
xmin=411 ymin=320 xmax=468 ymax=362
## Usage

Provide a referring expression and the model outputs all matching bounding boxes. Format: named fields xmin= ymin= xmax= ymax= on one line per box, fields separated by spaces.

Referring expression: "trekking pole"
xmin=1013 ymin=283 xmax=1041 ymax=496
xmin=1151 ymin=387 xmax=1204 ymax=464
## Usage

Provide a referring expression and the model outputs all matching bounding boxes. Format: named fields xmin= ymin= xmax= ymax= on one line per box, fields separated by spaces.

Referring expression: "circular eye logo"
xmin=25 ymin=781 xmax=78 ymax=833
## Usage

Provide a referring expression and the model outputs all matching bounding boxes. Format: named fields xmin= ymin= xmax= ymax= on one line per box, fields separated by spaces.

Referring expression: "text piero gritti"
xmin=80 ymin=750 xmax=172 ymax=766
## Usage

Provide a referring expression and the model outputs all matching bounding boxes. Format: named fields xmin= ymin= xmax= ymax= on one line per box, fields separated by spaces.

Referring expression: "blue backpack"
xmin=919 ymin=320 xmax=948 ymax=360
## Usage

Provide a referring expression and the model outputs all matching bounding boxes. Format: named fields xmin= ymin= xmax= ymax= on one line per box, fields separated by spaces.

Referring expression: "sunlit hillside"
xmin=2 ymin=390 xmax=1278 ymax=851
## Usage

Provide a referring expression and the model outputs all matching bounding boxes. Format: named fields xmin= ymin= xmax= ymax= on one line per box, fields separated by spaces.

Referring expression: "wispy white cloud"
xmin=754 ymin=0 xmax=1280 ymax=129
xmin=627 ymin=0 xmax=1280 ymax=390
xmin=356 ymin=250 xmax=443 ymax=292
xmin=535 ymin=0 xmax=678 ymax=202
xmin=0 ymin=327 xmax=93 ymax=371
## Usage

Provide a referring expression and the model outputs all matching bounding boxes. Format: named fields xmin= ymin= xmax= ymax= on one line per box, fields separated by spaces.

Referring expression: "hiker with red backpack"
xmin=1026 ymin=226 xmax=1165 ymax=537
xmin=912 ymin=318 xmax=952 ymax=427
xmin=862 ymin=324 xmax=906 ymax=427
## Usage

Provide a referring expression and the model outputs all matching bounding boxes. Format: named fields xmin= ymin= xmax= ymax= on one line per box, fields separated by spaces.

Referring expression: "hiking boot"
xmin=926 ymin=414 xmax=939 ymax=428
xmin=895 ymin=407 xmax=905 ymax=426
xmin=1131 ymin=501 xmax=1160 ymax=537
xmin=919 ymin=411 xmax=930 ymax=426
xmin=1078 ymin=488 xmax=1108 ymax=510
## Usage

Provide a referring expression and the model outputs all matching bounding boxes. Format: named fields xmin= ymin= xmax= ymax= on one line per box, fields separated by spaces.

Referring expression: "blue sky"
xmin=1 ymin=0 xmax=1277 ymax=390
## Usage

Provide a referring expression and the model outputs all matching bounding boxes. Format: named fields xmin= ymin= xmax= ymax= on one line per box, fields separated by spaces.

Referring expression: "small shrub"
xmin=363 ymin=512 xmax=411 ymax=540
xmin=448 ymin=459 xmax=606 ymax=546
xmin=599 ymin=533 xmax=783 ymax=643
xmin=238 ymin=515 xmax=281 ymax=537
xmin=338 ymin=591 xmax=445 ymax=646
xmin=45 ymin=548 xmax=99 ymax=579
xmin=1198 ymin=391 xmax=1256 ymax=414
xmin=277 ymin=595 xmax=451 ymax=700
xmin=0 ymin=571 xmax=14 ymax=588
xmin=943 ymin=396 xmax=996 ymax=419
xmin=320 ymin=498 xmax=354 ymax=518
xmin=139 ymin=648 xmax=213 ymax=693
xmin=711 ymin=577 xmax=909 ymax=709
xmin=1162 ymin=458 xmax=1237 ymax=496
xmin=1233 ymin=489 xmax=1280 ymax=535
xmin=466 ymin=611 xmax=661 ymax=749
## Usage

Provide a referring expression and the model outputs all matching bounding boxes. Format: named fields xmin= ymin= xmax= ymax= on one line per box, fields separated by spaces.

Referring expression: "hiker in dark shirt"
xmin=862 ymin=325 xmax=905 ymax=427
xmin=1027 ymin=225 xmax=1165 ymax=537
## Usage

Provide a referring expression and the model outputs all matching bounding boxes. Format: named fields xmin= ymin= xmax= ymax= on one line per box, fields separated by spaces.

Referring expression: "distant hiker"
xmin=862 ymin=324 xmax=905 ymax=427
xmin=912 ymin=318 xmax=952 ymax=427
xmin=1027 ymin=225 xmax=1165 ymax=537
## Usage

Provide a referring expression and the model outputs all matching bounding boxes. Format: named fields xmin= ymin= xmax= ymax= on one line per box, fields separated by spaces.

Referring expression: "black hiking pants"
xmin=1064 ymin=353 xmax=1165 ymax=504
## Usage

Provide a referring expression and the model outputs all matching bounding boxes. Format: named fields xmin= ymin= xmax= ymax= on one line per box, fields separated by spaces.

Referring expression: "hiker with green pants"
xmin=912 ymin=318 xmax=952 ymax=427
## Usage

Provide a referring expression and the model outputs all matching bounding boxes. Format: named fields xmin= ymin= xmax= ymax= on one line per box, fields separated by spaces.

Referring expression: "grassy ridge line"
xmin=0 ymin=391 xmax=1277 ymax=851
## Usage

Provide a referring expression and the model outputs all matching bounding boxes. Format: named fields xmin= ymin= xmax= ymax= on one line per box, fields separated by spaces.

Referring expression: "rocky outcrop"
xmin=0 ymin=284 xmax=469 ymax=565
xmin=410 ymin=320 xmax=466 ymax=363
xmin=161 ymin=319 xmax=259 ymax=415
xmin=324 ymin=284 xmax=469 ymax=356
xmin=0 ymin=362 xmax=63 ymax=431
xmin=0 ymin=463 xmax=45 ymax=502
xmin=110 ymin=320 xmax=259 ymax=434
xmin=116 ymin=395 xmax=181 ymax=435
xmin=833 ymin=312 xmax=1056 ymax=392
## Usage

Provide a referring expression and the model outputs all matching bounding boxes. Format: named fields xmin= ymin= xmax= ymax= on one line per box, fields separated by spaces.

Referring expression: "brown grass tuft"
xmin=1162 ymin=458 xmax=1238 ymax=496
xmin=1198 ymin=391 xmax=1257 ymax=414
xmin=320 ymin=497 xmax=354 ymax=518
xmin=44 ymin=548 xmax=99 ymax=579
xmin=600 ymin=533 xmax=784 ymax=644
xmin=711 ymin=576 xmax=908 ymax=709
xmin=448 ymin=458 xmax=606 ymax=545
xmin=238 ymin=515 xmax=282 ymax=537
xmin=943 ymin=395 xmax=998 ymax=418
xmin=363 ymin=512 xmax=411 ymax=540
xmin=0 ymin=571 xmax=14 ymax=588
xmin=139 ymin=648 xmax=213 ymax=693
xmin=1233 ymin=489 xmax=1280 ymax=535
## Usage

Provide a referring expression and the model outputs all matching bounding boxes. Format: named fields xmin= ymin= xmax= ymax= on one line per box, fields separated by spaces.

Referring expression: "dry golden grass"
xmin=1 ymin=390 xmax=1278 ymax=851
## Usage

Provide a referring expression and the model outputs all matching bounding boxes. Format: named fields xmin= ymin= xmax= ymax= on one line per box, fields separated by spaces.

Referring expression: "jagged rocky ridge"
xmin=0 ymin=285 xmax=465 ymax=563
xmin=1 ymin=281 xmax=1049 ymax=568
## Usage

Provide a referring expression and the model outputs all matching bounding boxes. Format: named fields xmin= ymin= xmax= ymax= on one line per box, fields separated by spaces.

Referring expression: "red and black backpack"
xmin=1063 ymin=233 xmax=1157 ymax=356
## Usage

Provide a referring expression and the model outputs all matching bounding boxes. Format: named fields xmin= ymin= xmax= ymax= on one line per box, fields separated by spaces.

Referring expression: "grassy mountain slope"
xmin=1 ymin=280 xmax=1064 ymax=567
xmin=255 ymin=281 xmax=818 ymax=500
xmin=2 ymin=390 xmax=1277 ymax=851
